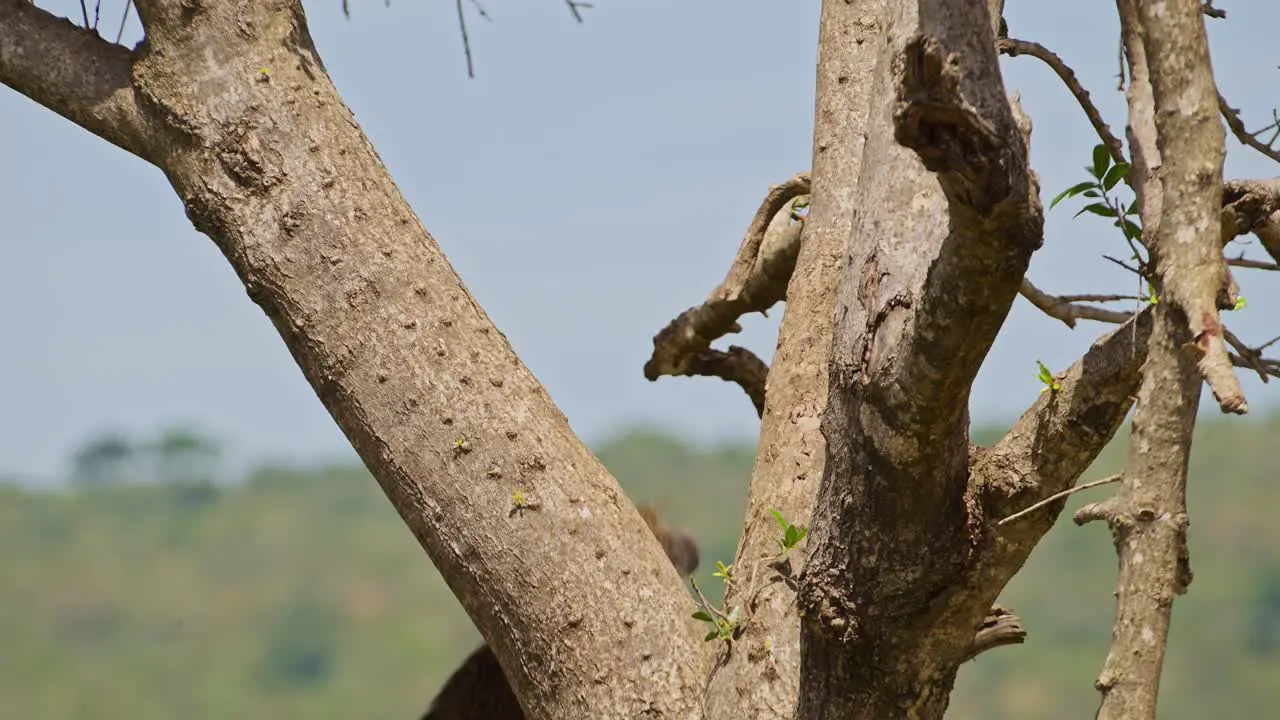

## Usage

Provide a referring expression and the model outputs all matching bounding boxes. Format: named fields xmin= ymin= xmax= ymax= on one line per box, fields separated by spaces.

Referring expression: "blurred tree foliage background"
xmin=2 ymin=415 xmax=1278 ymax=718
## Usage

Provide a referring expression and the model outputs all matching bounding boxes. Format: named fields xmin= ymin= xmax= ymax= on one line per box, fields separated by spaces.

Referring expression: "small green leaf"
xmin=785 ymin=527 xmax=800 ymax=548
xmin=1148 ymin=291 xmax=1159 ymax=304
xmin=769 ymin=508 xmax=788 ymax=531
xmin=1234 ymin=296 xmax=1248 ymax=311
xmin=1082 ymin=189 xmax=1101 ymax=198
xmin=1102 ymin=163 xmax=1130 ymax=191
xmin=705 ymin=631 xmax=718 ymax=642
xmin=692 ymin=610 xmax=713 ymax=622
xmin=1074 ymin=203 xmax=1119 ymax=219
xmin=1122 ymin=219 xmax=1143 ymax=241
xmin=794 ymin=527 xmax=809 ymax=544
xmin=1036 ymin=360 xmax=1060 ymax=393
xmin=1092 ymin=144 xmax=1112 ymax=180
xmin=1049 ymin=181 xmax=1098 ymax=209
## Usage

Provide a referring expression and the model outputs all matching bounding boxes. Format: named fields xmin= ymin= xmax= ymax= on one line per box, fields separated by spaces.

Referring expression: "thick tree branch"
xmin=1222 ymin=178 xmax=1280 ymax=263
xmin=702 ymin=6 xmax=884 ymax=719
xmin=962 ymin=606 xmax=1026 ymax=662
xmin=799 ymin=0 xmax=1045 ymax=716
xmin=0 ymin=0 xmax=155 ymax=160
xmin=1072 ymin=304 xmax=1199 ymax=719
xmin=21 ymin=2 xmax=709 ymax=717
xmin=971 ymin=306 xmax=1152 ymax=585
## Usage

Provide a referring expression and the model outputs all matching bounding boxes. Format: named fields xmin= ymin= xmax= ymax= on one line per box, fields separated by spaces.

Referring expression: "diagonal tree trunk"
xmin=1 ymin=2 xmax=708 ymax=717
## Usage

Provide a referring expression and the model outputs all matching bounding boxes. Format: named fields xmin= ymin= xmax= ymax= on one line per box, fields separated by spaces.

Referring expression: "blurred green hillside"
xmin=2 ymin=415 xmax=1278 ymax=718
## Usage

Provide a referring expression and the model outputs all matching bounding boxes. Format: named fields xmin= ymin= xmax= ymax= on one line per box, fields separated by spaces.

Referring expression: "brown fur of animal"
xmin=419 ymin=506 xmax=699 ymax=720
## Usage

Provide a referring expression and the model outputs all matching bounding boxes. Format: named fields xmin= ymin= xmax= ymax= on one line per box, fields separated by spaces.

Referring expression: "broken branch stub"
xmin=644 ymin=174 xmax=810 ymax=414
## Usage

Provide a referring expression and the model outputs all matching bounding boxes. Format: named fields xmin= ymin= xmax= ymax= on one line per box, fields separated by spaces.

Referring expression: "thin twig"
xmin=998 ymin=474 xmax=1122 ymax=527
xmin=1053 ymin=292 xmax=1140 ymax=303
xmin=997 ymin=37 xmax=1126 ymax=165
xmin=455 ymin=0 xmax=476 ymax=79
xmin=1020 ymin=279 xmax=1133 ymax=328
xmin=1102 ymin=254 xmax=1144 ymax=276
xmin=1223 ymin=328 xmax=1271 ymax=383
xmin=78 ymin=0 xmax=90 ymax=28
xmin=1219 ymin=94 xmax=1280 ymax=164
xmin=564 ymin=0 xmax=593 ymax=23
xmin=1226 ymin=255 xmax=1280 ymax=271
xmin=688 ymin=577 xmax=731 ymax=624
xmin=114 ymin=0 xmax=132 ymax=44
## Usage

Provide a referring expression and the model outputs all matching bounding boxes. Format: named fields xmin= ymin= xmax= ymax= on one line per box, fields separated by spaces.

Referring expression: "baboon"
xmin=419 ymin=506 xmax=700 ymax=719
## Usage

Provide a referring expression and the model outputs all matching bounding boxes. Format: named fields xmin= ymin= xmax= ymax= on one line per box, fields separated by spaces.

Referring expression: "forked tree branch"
xmin=644 ymin=174 xmax=810 ymax=414
xmin=1019 ymin=279 xmax=1133 ymax=328
xmin=1219 ymin=94 xmax=1280 ymax=165
xmin=0 ymin=0 xmax=155 ymax=160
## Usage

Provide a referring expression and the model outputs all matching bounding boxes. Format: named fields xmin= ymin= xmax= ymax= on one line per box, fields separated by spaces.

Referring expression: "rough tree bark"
xmin=2 ymin=0 xmax=1266 ymax=718
xmin=1073 ymin=1 xmax=1235 ymax=718
xmin=1 ymin=2 xmax=708 ymax=718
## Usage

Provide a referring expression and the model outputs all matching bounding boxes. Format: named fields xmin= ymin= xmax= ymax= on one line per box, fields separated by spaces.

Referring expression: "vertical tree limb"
xmin=701 ymin=4 xmax=883 ymax=719
xmin=1072 ymin=2 xmax=1215 ymax=717
xmin=1139 ymin=0 xmax=1243 ymax=413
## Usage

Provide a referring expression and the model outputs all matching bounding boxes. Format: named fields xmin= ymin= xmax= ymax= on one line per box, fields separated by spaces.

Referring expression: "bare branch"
xmin=455 ymin=0 xmax=476 ymax=78
xmin=1224 ymin=328 xmax=1280 ymax=381
xmin=1201 ymin=1 xmax=1226 ymax=19
xmin=717 ymin=173 xmax=813 ymax=298
xmin=1020 ymin=278 xmax=1133 ymax=328
xmin=1227 ymin=255 xmax=1280 ymax=271
xmin=1222 ymin=178 xmax=1280 ymax=263
xmin=997 ymin=473 xmax=1122 ymax=526
xmin=997 ymin=37 xmax=1126 ymax=165
xmin=563 ymin=0 xmax=593 ymax=23
xmin=0 ymin=0 xmax=155 ymax=161
xmin=1219 ymin=94 xmax=1280 ymax=165
xmin=115 ymin=0 xmax=134 ymax=43
xmin=644 ymin=175 xmax=810 ymax=409
xmin=977 ymin=306 xmax=1153 ymax=536
xmin=1229 ymin=351 xmax=1280 ymax=378
xmin=681 ymin=346 xmax=770 ymax=417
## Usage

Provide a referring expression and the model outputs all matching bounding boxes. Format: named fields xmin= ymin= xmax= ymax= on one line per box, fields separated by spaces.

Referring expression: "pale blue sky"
xmin=2 ymin=1 xmax=1277 ymax=480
